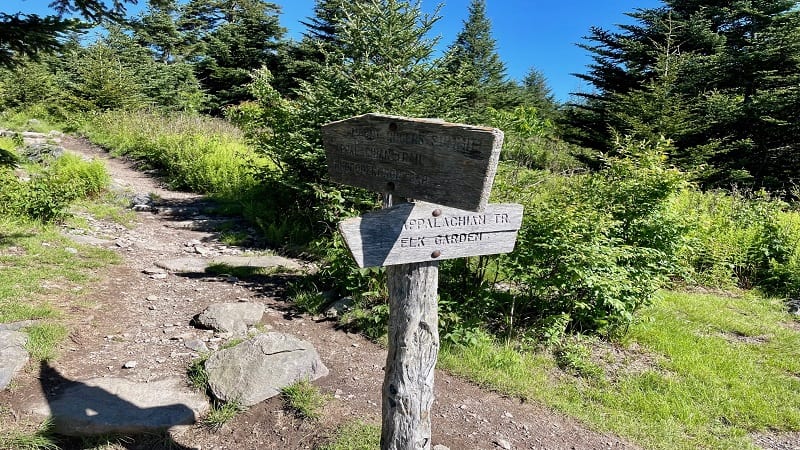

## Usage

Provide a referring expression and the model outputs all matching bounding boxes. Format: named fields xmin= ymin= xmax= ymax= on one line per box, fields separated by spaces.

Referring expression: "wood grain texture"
xmin=322 ymin=113 xmax=504 ymax=212
xmin=338 ymin=202 xmax=523 ymax=268
xmin=381 ymin=261 xmax=439 ymax=450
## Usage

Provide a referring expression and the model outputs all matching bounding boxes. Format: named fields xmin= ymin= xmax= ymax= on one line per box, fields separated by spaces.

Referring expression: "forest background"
xmin=2 ymin=1 xmax=800 ymax=449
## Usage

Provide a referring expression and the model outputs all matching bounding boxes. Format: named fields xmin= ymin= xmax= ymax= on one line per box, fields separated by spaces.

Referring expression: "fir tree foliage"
xmin=132 ymin=0 xmax=192 ymax=63
xmin=0 ymin=0 xmax=168 ymax=66
xmin=179 ymin=0 xmax=285 ymax=113
xmin=442 ymin=0 xmax=514 ymax=121
xmin=569 ymin=0 xmax=800 ymax=189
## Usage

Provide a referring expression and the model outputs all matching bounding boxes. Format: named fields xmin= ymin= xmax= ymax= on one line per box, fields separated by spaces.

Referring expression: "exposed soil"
xmin=0 ymin=135 xmax=676 ymax=449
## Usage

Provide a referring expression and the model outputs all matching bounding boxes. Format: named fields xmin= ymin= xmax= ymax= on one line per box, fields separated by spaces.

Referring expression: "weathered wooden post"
xmin=322 ymin=114 xmax=522 ymax=450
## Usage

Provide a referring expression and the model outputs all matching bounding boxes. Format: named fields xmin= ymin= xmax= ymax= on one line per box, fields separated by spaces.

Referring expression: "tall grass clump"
xmin=82 ymin=110 xmax=267 ymax=201
xmin=1 ymin=151 xmax=110 ymax=222
xmin=671 ymin=188 xmax=800 ymax=298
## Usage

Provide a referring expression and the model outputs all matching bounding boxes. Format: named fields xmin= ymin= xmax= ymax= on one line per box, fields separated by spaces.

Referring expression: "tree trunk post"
xmin=381 ymin=261 xmax=439 ymax=450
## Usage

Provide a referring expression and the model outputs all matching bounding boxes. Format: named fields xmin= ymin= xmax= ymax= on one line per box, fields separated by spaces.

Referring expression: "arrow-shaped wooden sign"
xmin=339 ymin=201 xmax=524 ymax=268
xmin=322 ymin=113 xmax=504 ymax=212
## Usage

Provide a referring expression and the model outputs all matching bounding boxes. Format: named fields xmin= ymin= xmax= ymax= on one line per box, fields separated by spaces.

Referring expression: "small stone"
xmin=503 ymin=411 xmax=513 ymax=418
xmin=433 ymin=445 xmax=451 ymax=450
xmin=143 ymin=268 xmax=166 ymax=275
xmin=495 ymin=438 xmax=512 ymax=450
xmin=123 ymin=361 xmax=137 ymax=369
xmin=64 ymin=247 xmax=78 ymax=254
xmin=148 ymin=305 xmax=157 ymax=310
xmin=149 ymin=273 xmax=167 ymax=280
xmin=146 ymin=295 xmax=158 ymax=301
xmin=185 ymin=339 xmax=209 ymax=353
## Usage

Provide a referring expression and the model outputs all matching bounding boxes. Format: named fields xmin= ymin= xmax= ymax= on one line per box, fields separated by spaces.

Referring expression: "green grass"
xmin=202 ymin=400 xmax=246 ymax=431
xmin=24 ymin=323 xmax=69 ymax=362
xmin=0 ymin=214 xmax=119 ymax=361
xmin=81 ymin=110 xmax=271 ymax=200
xmin=319 ymin=421 xmax=381 ymax=450
xmin=187 ymin=355 xmax=210 ymax=391
xmin=439 ymin=290 xmax=800 ymax=450
xmin=280 ymin=379 xmax=329 ymax=420
xmin=0 ymin=417 xmax=58 ymax=450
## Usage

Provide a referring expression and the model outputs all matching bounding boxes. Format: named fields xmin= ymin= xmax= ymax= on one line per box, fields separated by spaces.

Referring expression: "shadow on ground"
xmin=38 ymin=362 xmax=199 ymax=450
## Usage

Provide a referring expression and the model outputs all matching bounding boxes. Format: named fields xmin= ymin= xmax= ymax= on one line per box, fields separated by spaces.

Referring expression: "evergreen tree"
xmin=0 ymin=0 xmax=157 ymax=66
xmin=179 ymin=0 xmax=284 ymax=114
xmin=442 ymin=0 xmax=514 ymax=121
xmin=568 ymin=1 xmax=800 ymax=189
xmin=132 ymin=0 xmax=192 ymax=63
xmin=518 ymin=67 xmax=558 ymax=119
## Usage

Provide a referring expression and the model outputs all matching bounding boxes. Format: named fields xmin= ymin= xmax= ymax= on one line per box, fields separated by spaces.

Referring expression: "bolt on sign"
xmin=322 ymin=113 xmax=504 ymax=212
xmin=339 ymin=201 xmax=524 ymax=268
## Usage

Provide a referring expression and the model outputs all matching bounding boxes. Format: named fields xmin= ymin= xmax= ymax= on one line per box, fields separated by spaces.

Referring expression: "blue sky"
xmin=3 ymin=0 xmax=663 ymax=101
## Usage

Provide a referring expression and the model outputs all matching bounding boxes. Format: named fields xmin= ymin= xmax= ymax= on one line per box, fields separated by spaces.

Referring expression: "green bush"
xmin=0 ymin=153 xmax=110 ymax=222
xmin=492 ymin=137 xmax=685 ymax=334
xmin=669 ymin=188 xmax=800 ymax=296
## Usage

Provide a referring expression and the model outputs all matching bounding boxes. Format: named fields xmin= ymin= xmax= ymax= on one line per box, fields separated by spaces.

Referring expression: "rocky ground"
xmin=0 ymin=134 xmax=795 ymax=449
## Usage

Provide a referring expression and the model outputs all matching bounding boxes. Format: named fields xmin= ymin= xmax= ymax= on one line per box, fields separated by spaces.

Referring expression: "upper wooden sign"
xmin=339 ymin=201 xmax=523 ymax=268
xmin=322 ymin=113 xmax=504 ymax=212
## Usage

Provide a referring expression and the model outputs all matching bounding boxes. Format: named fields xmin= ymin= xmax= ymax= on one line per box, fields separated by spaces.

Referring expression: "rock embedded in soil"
xmin=155 ymin=257 xmax=209 ymax=274
xmin=205 ymin=332 xmax=329 ymax=406
xmin=0 ymin=330 xmax=29 ymax=389
xmin=324 ymin=296 xmax=355 ymax=319
xmin=194 ymin=302 xmax=265 ymax=336
xmin=210 ymin=255 xmax=303 ymax=272
xmin=29 ymin=377 xmax=209 ymax=436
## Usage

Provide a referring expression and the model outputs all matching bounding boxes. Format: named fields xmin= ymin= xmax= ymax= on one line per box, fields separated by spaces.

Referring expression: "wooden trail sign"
xmin=339 ymin=202 xmax=523 ymax=268
xmin=322 ymin=113 xmax=504 ymax=211
xmin=322 ymin=114 xmax=519 ymax=450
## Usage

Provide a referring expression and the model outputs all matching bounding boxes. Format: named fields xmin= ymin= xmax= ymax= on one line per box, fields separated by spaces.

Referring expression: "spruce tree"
xmin=179 ymin=0 xmax=284 ymax=114
xmin=442 ymin=0 xmax=514 ymax=121
xmin=568 ymin=0 xmax=800 ymax=189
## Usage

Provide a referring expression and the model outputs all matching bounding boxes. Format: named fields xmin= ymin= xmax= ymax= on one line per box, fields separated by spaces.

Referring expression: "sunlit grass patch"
xmin=439 ymin=290 xmax=800 ymax=450
xmin=24 ymin=323 xmax=68 ymax=362
xmin=281 ymin=379 xmax=329 ymax=421
xmin=0 ymin=216 xmax=119 ymax=362
xmin=319 ymin=421 xmax=381 ymax=450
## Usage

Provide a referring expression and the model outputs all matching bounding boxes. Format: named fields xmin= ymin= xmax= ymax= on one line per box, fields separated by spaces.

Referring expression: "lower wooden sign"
xmin=339 ymin=202 xmax=524 ymax=268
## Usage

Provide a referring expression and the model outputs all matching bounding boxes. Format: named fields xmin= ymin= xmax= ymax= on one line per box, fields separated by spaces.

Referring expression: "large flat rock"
xmin=210 ymin=255 xmax=302 ymax=271
xmin=0 ymin=330 xmax=28 ymax=389
xmin=206 ymin=333 xmax=328 ymax=406
xmin=30 ymin=377 xmax=209 ymax=436
xmin=155 ymin=255 xmax=302 ymax=274
xmin=155 ymin=257 xmax=208 ymax=273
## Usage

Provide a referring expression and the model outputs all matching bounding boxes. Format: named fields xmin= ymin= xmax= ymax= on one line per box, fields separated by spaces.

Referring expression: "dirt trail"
xmin=2 ymin=137 xmax=639 ymax=449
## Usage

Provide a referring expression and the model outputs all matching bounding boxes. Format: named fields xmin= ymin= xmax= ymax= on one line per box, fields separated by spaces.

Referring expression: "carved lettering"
xmin=434 ymin=232 xmax=484 ymax=245
xmin=400 ymin=237 xmax=426 ymax=248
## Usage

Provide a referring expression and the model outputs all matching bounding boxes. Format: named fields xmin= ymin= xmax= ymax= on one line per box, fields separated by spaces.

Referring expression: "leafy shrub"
xmin=0 ymin=153 xmax=110 ymax=222
xmin=485 ymin=105 xmax=588 ymax=171
xmin=670 ymin=188 xmax=800 ymax=294
xmin=493 ymin=137 xmax=685 ymax=334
